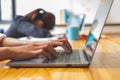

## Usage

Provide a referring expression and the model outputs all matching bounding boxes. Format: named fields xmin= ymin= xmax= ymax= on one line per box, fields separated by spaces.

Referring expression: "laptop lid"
xmin=84 ymin=0 xmax=114 ymax=63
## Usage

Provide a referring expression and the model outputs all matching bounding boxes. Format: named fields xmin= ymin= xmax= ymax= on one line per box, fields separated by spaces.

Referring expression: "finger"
xmin=36 ymin=44 xmax=58 ymax=58
xmin=46 ymin=46 xmax=58 ymax=58
xmin=57 ymin=39 xmax=72 ymax=53
xmin=51 ymin=39 xmax=72 ymax=53
xmin=52 ymin=41 xmax=71 ymax=54
xmin=64 ymin=40 xmax=72 ymax=53
xmin=30 ymin=43 xmax=48 ymax=50
xmin=33 ymin=49 xmax=51 ymax=59
xmin=44 ymin=45 xmax=58 ymax=58
xmin=35 ymin=41 xmax=72 ymax=54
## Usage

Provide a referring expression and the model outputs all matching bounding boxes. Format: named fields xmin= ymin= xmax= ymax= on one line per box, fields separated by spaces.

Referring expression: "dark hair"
xmin=36 ymin=9 xmax=55 ymax=30
xmin=25 ymin=8 xmax=55 ymax=30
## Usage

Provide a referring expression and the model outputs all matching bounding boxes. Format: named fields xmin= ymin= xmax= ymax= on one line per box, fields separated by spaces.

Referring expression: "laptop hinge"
xmin=83 ymin=50 xmax=91 ymax=62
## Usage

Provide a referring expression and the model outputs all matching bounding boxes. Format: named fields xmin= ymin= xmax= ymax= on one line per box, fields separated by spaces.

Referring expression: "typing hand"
xmin=9 ymin=43 xmax=58 ymax=60
xmin=49 ymin=36 xmax=73 ymax=54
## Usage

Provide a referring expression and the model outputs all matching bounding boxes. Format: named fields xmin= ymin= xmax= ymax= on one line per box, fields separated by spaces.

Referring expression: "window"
xmin=0 ymin=0 xmax=15 ymax=23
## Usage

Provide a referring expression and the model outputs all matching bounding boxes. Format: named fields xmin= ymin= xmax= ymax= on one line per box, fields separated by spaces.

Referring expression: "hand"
xmin=8 ymin=43 xmax=58 ymax=60
xmin=47 ymin=37 xmax=72 ymax=54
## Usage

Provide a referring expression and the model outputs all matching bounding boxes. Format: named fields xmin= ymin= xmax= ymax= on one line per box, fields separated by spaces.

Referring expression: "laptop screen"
xmin=85 ymin=0 xmax=114 ymax=57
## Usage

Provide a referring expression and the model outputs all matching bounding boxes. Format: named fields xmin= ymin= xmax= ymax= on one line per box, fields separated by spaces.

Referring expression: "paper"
xmin=19 ymin=36 xmax=59 ymax=42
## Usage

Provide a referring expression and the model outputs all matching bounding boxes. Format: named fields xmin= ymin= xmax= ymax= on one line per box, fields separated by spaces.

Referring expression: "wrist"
xmin=5 ymin=47 xmax=19 ymax=60
xmin=2 ymin=47 xmax=19 ymax=60
xmin=0 ymin=47 xmax=11 ymax=61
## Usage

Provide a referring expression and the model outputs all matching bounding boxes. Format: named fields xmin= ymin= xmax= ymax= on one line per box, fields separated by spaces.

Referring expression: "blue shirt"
xmin=5 ymin=16 xmax=52 ymax=38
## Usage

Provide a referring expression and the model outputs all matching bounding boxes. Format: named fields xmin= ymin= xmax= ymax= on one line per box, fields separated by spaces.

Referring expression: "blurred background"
xmin=0 ymin=0 xmax=120 ymax=38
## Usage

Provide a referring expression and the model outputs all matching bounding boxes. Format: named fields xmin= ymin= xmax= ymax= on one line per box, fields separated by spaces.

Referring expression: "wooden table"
xmin=0 ymin=38 xmax=120 ymax=80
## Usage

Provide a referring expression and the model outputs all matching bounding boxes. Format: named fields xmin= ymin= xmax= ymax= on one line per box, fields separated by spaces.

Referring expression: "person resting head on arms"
xmin=0 ymin=34 xmax=72 ymax=61
xmin=5 ymin=8 xmax=55 ymax=38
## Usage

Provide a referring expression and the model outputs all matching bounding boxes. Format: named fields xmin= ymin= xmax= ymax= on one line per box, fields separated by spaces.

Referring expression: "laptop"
xmin=7 ymin=0 xmax=114 ymax=68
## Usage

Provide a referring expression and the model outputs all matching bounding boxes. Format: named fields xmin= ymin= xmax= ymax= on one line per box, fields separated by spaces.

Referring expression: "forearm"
xmin=2 ymin=37 xmax=31 ymax=47
xmin=0 ymin=47 xmax=10 ymax=61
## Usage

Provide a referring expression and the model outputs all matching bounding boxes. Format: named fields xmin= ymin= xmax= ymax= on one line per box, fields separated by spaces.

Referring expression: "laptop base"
xmin=7 ymin=50 xmax=90 ymax=68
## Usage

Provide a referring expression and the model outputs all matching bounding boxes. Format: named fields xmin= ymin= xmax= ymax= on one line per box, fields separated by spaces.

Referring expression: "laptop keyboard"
xmin=48 ymin=50 xmax=83 ymax=64
xmin=20 ymin=49 xmax=88 ymax=64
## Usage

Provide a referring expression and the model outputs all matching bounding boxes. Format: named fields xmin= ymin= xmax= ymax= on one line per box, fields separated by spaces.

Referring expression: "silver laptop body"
xmin=7 ymin=0 xmax=114 ymax=67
